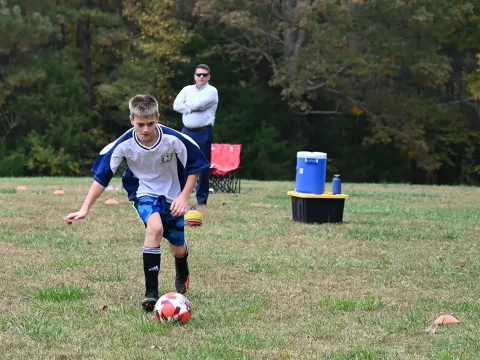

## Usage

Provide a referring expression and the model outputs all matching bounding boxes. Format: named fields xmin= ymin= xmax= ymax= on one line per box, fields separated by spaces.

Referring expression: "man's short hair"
xmin=129 ymin=95 xmax=159 ymax=118
xmin=195 ymin=64 xmax=210 ymax=74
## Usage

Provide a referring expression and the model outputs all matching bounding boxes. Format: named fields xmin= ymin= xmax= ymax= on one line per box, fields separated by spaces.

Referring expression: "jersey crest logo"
xmin=161 ymin=152 xmax=173 ymax=163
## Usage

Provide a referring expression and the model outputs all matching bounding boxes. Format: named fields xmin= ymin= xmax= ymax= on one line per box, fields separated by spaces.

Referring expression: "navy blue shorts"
xmin=133 ymin=195 xmax=185 ymax=246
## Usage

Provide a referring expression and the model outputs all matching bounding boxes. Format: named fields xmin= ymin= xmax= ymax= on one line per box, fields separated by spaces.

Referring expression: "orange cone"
xmin=16 ymin=186 xmax=27 ymax=191
xmin=54 ymin=189 xmax=65 ymax=195
xmin=105 ymin=199 xmax=119 ymax=205
xmin=433 ymin=315 xmax=461 ymax=325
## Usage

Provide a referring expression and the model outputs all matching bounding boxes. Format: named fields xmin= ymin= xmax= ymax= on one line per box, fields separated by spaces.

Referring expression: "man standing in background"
xmin=173 ymin=64 xmax=218 ymax=206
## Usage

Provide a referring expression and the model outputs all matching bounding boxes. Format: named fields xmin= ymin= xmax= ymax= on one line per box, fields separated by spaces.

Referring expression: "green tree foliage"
xmin=167 ymin=27 xmax=307 ymax=180
xmin=56 ymin=0 xmax=131 ymax=108
xmin=214 ymin=84 xmax=306 ymax=180
xmin=1 ymin=0 xmax=192 ymax=176
xmin=96 ymin=0 xmax=191 ymax=129
xmin=0 ymin=0 xmax=59 ymax=137
xmin=0 ymin=0 xmax=479 ymax=184
xmin=193 ymin=0 xmax=480 ymax=182
xmin=0 ymin=0 xmax=62 ymax=175
xmin=4 ymin=51 xmax=92 ymax=176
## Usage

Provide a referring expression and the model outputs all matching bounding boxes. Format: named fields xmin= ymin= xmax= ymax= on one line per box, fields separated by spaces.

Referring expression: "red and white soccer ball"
xmin=154 ymin=292 xmax=192 ymax=324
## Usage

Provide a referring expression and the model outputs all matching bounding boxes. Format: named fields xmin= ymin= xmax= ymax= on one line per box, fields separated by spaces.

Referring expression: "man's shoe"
xmin=141 ymin=293 xmax=159 ymax=312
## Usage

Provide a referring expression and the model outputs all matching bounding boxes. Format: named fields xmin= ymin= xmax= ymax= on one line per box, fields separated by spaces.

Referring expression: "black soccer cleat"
xmin=175 ymin=273 xmax=190 ymax=295
xmin=141 ymin=293 xmax=159 ymax=312
xmin=175 ymin=256 xmax=190 ymax=294
xmin=175 ymin=245 xmax=190 ymax=294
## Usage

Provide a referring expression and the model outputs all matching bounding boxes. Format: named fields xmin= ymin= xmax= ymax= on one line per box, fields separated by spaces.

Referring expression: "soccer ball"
xmin=154 ymin=292 xmax=192 ymax=324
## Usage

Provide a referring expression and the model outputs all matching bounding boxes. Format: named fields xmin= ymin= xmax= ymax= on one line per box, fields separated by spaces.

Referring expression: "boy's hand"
xmin=64 ymin=210 xmax=88 ymax=224
xmin=170 ymin=196 xmax=189 ymax=217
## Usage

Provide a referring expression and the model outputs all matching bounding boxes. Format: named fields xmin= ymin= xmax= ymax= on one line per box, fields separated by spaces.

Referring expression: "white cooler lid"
xmin=297 ymin=151 xmax=327 ymax=159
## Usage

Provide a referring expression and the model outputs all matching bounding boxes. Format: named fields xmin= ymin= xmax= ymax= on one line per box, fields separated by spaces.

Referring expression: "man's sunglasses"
xmin=195 ymin=73 xmax=209 ymax=78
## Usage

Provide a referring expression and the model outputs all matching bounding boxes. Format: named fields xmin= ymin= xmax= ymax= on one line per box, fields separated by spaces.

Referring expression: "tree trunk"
xmin=409 ymin=159 xmax=424 ymax=184
xmin=76 ymin=0 xmax=94 ymax=109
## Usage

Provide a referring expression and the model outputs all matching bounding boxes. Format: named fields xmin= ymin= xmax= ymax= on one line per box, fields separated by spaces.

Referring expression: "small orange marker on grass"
xmin=433 ymin=315 xmax=461 ymax=325
xmin=54 ymin=189 xmax=65 ymax=195
xmin=16 ymin=186 xmax=27 ymax=191
xmin=104 ymin=199 xmax=119 ymax=205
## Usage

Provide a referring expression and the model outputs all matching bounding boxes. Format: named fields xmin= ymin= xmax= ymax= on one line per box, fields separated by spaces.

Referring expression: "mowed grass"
xmin=0 ymin=178 xmax=480 ymax=359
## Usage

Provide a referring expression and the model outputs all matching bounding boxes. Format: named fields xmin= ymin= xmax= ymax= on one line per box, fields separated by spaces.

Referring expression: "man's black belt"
xmin=184 ymin=125 xmax=213 ymax=132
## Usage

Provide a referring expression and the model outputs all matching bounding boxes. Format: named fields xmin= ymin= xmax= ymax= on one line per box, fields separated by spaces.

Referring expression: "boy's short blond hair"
xmin=129 ymin=95 xmax=159 ymax=118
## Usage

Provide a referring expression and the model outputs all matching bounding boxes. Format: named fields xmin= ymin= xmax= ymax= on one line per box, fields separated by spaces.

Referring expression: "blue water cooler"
xmin=295 ymin=151 xmax=327 ymax=194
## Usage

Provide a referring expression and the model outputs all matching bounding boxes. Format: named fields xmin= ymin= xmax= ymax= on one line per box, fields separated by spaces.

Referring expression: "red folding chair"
xmin=210 ymin=144 xmax=242 ymax=193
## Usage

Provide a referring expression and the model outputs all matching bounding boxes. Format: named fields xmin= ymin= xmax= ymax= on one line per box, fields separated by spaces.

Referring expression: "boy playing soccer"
xmin=64 ymin=94 xmax=210 ymax=311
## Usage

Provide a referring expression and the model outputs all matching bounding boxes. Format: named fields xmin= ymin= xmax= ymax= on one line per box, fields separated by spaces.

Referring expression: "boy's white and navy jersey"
xmin=92 ymin=125 xmax=210 ymax=202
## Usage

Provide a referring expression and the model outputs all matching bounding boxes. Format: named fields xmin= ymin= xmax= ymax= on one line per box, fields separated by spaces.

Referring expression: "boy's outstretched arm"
xmin=64 ymin=180 xmax=106 ymax=224
xmin=170 ymin=173 xmax=200 ymax=217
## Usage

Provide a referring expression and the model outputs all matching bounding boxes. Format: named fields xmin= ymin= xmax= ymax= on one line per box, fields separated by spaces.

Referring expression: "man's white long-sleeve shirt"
xmin=173 ymin=83 xmax=218 ymax=129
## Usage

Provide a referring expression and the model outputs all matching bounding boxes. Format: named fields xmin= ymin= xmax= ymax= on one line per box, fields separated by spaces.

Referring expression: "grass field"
xmin=0 ymin=178 xmax=479 ymax=359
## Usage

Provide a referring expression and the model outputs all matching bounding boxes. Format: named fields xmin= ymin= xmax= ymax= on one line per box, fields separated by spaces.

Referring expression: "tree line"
xmin=1 ymin=0 xmax=480 ymax=184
